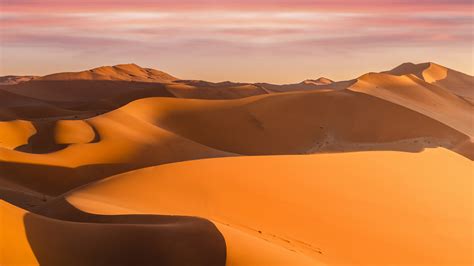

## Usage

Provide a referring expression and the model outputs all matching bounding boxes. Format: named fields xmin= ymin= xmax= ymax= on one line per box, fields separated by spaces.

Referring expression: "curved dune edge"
xmin=0 ymin=198 xmax=318 ymax=266
xmin=34 ymin=196 xmax=322 ymax=266
xmin=385 ymin=62 xmax=474 ymax=103
xmin=40 ymin=63 xmax=178 ymax=83
xmin=0 ymin=200 xmax=227 ymax=266
xmin=117 ymin=91 xmax=468 ymax=156
xmin=54 ymin=120 xmax=97 ymax=144
xmin=2 ymin=86 xmax=469 ymax=197
xmin=0 ymin=200 xmax=38 ymax=265
xmin=0 ymin=108 xmax=235 ymax=196
xmin=50 ymin=148 xmax=474 ymax=265
xmin=349 ymin=72 xmax=473 ymax=137
xmin=0 ymin=120 xmax=36 ymax=149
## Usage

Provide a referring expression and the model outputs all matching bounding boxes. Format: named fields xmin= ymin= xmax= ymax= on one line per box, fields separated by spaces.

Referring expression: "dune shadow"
xmin=14 ymin=119 xmax=101 ymax=154
xmin=23 ymin=199 xmax=226 ymax=266
xmin=0 ymin=161 xmax=136 ymax=197
xmin=86 ymin=120 xmax=101 ymax=143
xmin=15 ymin=120 xmax=68 ymax=154
xmin=433 ymin=69 xmax=474 ymax=105
xmin=1 ymin=80 xmax=175 ymax=103
xmin=0 ymin=80 xmax=177 ymax=121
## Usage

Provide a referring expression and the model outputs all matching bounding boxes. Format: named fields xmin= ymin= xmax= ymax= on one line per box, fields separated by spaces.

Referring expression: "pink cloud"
xmin=1 ymin=0 xmax=472 ymax=80
xmin=2 ymin=0 xmax=472 ymax=13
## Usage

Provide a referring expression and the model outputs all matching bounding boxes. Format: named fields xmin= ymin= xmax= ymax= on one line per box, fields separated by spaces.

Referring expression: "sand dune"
xmin=2 ymin=62 xmax=469 ymax=121
xmin=386 ymin=62 xmax=474 ymax=102
xmin=1 ymin=62 xmax=473 ymax=265
xmin=0 ymin=75 xmax=37 ymax=85
xmin=0 ymin=200 xmax=226 ymax=266
xmin=0 ymin=80 xmax=174 ymax=103
xmin=1 ymin=72 xmax=470 ymax=197
xmin=0 ymin=89 xmax=82 ymax=120
xmin=0 ymin=65 xmax=268 ymax=119
xmin=349 ymin=71 xmax=474 ymax=137
xmin=302 ymin=77 xmax=334 ymax=85
xmin=54 ymin=120 xmax=97 ymax=145
xmin=166 ymin=80 xmax=268 ymax=99
xmin=118 ymin=90 xmax=468 ymax=156
xmin=0 ymin=109 xmax=233 ymax=196
xmin=38 ymin=149 xmax=473 ymax=265
xmin=0 ymin=120 xmax=35 ymax=150
xmin=40 ymin=63 xmax=178 ymax=83
xmin=257 ymin=79 xmax=352 ymax=93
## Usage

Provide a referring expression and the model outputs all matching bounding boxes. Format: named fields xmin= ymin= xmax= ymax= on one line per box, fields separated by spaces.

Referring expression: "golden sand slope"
xmin=1 ymin=62 xmax=471 ymax=119
xmin=119 ymin=90 xmax=468 ymax=155
xmin=350 ymin=71 xmax=473 ymax=137
xmin=165 ymin=81 xmax=268 ymax=99
xmin=54 ymin=120 xmax=96 ymax=144
xmin=45 ymin=148 xmax=473 ymax=265
xmin=40 ymin=63 xmax=177 ymax=82
xmin=0 ymin=200 xmax=226 ymax=266
xmin=0 ymin=64 xmax=264 ymax=106
xmin=0 ymin=88 xmax=469 ymax=197
xmin=0 ymin=120 xmax=35 ymax=149
xmin=0 ymin=107 xmax=233 ymax=196
xmin=386 ymin=62 xmax=474 ymax=102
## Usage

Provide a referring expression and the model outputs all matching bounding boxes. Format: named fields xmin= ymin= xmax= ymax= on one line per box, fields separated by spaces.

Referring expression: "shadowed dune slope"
xmin=385 ymin=62 xmax=474 ymax=102
xmin=0 ymin=80 xmax=175 ymax=102
xmin=256 ymin=79 xmax=353 ymax=93
xmin=118 ymin=90 xmax=469 ymax=156
xmin=1 ymin=87 xmax=470 ymax=196
xmin=166 ymin=80 xmax=268 ymax=99
xmin=2 ymin=62 xmax=470 ymax=121
xmin=0 ymin=89 xmax=83 ymax=120
xmin=349 ymin=72 xmax=473 ymax=137
xmin=0 ymin=108 xmax=234 ymax=195
xmin=50 ymin=149 xmax=474 ymax=265
xmin=0 ymin=200 xmax=226 ymax=266
xmin=33 ymin=199 xmax=321 ymax=266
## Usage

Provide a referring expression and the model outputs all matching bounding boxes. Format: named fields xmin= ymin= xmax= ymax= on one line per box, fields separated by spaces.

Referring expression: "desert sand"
xmin=45 ymin=149 xmax=473 ymax=265
xmin=1 ymin=62 xmax=473 ymax=265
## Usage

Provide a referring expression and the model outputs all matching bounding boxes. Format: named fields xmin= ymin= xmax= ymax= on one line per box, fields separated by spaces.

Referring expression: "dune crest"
xmin=303 ymin=77 xmax=334 ymax=85
xmin=0 ymin=200 xmax=226 ymax=266
xmin=0 ymin=120 xmax=36 ymax=149
xmin=0 ymin=75 xmax=38 ymax=85
xmin=385 ymin=62 xmax=474 ymax=102
xmin=349 ymin=71 xmax=473 ymax=137
xmin=39 ymin=63 xmax=177 ymax=83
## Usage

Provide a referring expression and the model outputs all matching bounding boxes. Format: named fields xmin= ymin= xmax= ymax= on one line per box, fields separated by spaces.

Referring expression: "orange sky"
xmin=1 ymin=0 xmax=472 ymax=83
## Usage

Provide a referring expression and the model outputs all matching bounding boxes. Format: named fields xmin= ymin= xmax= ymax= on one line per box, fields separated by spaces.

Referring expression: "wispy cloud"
xmin=1 ymin=1 xmax=472 ymax=82
xmin=2 ymin=0 xmax=472 ymax=12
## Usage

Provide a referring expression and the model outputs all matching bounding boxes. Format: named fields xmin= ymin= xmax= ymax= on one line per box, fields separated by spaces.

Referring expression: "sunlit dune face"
xmin=1 ymin=0 xmax=472 ymax=83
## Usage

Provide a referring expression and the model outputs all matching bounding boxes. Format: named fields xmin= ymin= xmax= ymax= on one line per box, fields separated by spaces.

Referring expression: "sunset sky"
xmin=1 ymin=0 xmax=472 ymax=83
